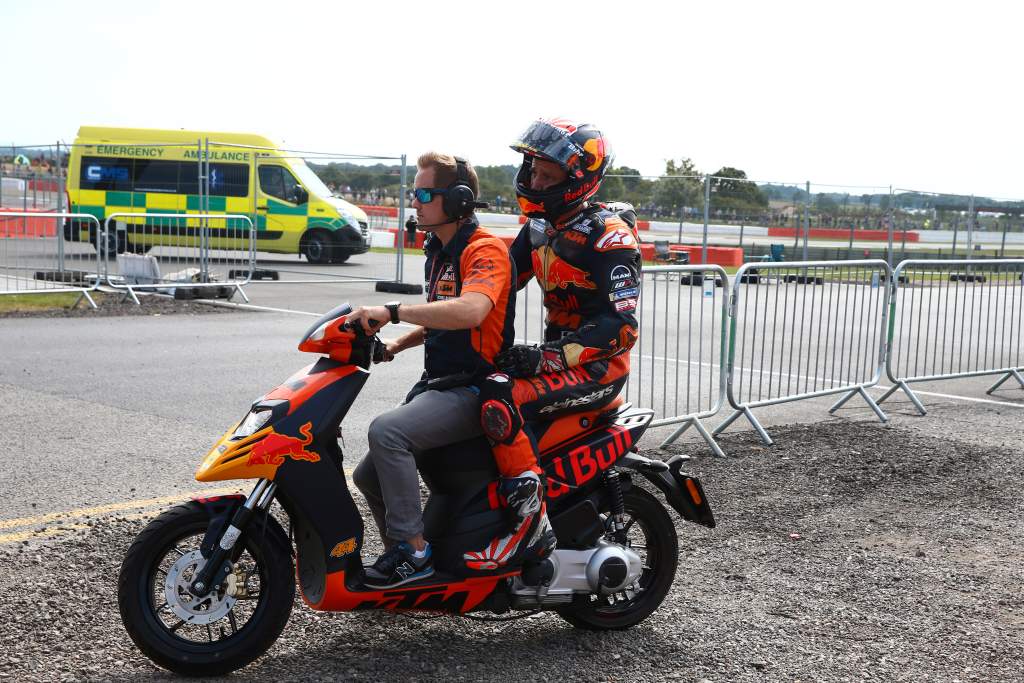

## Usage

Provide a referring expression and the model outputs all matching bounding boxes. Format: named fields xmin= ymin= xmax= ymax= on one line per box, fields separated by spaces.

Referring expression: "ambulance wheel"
xmin=93 ymin=229 xmax=126 ymax=260
xmin=301 ymin=230 xmax=335 ymax=265
xmin=329 ymin=252 xmax=350 ymax=264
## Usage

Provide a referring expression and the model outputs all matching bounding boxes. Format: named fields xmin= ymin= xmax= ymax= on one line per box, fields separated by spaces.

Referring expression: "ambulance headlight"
xmin=336 ymin=208 xmax=360 ymax=230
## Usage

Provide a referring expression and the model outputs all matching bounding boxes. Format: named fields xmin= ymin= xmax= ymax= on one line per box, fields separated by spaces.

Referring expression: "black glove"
xmin=495 ymin=344 xmax=544 ymax=378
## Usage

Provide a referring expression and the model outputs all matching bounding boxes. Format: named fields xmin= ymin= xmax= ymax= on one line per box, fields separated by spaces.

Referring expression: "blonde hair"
xmin=417 ymin=151 xmax=479 ymax=198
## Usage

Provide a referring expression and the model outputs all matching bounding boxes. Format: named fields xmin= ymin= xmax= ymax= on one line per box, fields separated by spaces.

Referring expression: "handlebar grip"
xmin=342 ymin=318 xmax=382 ymax=334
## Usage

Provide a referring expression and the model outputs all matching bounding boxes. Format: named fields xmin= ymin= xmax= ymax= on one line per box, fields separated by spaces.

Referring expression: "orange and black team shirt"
xmin=508 ymin=203 xmax=642 ymax=372
xmin=423 ymin=216 xmax=516 ymax=379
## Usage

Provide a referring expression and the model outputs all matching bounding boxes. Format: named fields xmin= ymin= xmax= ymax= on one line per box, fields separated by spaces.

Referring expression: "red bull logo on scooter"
xmin=532 ymin=246 xmax=597 ymax=292
xmin=247 ymin=422 xmax=320 ymax=466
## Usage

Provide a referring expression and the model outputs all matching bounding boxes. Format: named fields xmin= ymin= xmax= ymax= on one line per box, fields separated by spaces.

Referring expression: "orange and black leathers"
xmin=420 ymin=217 xmax=516 ymax=384
xmin=480 ymin=204 xmax=641 ymax=477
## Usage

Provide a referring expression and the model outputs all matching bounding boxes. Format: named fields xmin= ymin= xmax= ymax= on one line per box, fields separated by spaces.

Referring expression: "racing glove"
xmin=495 ymin=344 xmax=567 ymax=378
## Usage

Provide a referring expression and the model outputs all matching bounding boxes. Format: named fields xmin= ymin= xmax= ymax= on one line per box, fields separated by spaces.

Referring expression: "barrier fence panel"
xmin=716 ymin=260 xmax=892 ymax=445
xmin=878 ymin=258 xmax=1024 ymax=413
xmin=0 ymin=211 xmax=101 ymax=308
xmin=1 ymin=143 xmax=64 ymax=212
xmin=102 ymin=213 xmax=254 ymax=304
xmin=512 ymin=276 xmax=547 ymax=347
xmin=207 ymin=141 xmax=409 ymax=288
xmin=626 ymin=265 xmax=729 ymax=454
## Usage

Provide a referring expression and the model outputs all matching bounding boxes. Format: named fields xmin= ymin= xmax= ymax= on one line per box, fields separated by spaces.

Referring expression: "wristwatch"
xmin=384 ymin=301 xmax=401 ymax=324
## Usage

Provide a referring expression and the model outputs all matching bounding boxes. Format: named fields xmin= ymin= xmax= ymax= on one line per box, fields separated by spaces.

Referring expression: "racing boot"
xmin=464 ymin=471 xmax=556 ymax=571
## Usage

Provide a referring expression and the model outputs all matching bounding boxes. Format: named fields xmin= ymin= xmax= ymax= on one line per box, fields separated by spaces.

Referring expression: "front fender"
xmin=192 ymin=493 xmax=291 ymax=559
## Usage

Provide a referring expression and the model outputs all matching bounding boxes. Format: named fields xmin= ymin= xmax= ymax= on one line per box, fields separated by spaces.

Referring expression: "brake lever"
xmin=371 ymin=336 xmax=389 ymax=364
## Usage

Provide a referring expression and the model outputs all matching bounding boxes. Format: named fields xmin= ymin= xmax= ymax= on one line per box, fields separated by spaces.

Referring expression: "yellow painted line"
xmin=0 ymin=467 xmax=356 ymax=542
xmin=0 ymin=522 xmax=91 ymax=545
xmin=0 ymin=510 xmax=182 ymax=545
xmin=0 ymin=487 xmax=239 ymax=532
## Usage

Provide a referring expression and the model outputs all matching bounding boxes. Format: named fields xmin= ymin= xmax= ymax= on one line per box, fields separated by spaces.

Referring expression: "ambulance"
xmin=64 ymin=126 xmax=369 ymax=263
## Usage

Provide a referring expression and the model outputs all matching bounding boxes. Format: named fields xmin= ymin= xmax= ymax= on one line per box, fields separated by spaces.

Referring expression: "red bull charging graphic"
xmin=532 ymin=245 xmax=597 ymax=292
xmin=247 ymin=422 xmax=320 ymax=466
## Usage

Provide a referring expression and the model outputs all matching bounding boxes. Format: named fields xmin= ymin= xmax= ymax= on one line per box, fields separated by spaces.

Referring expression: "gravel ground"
xmin=1 ymin=419 xmax=1021 ymax=682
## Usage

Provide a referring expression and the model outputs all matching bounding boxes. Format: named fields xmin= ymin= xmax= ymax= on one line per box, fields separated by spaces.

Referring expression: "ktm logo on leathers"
xmin=247 ymin=422 xmax=320 ymax=466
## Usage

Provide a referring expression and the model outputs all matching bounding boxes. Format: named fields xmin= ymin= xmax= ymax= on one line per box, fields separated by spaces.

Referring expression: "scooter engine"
xmin=509 ymin=540 xmax=644 ymax=608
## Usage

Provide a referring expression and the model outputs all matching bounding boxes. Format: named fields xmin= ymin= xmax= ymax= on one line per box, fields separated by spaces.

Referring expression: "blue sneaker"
xmin=364 ymin=542 xmax=434 ymax=588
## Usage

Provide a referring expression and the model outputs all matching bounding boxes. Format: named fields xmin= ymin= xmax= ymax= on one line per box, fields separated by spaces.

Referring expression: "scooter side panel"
xmin=311 ymin=569 xmax=517 ymax=613
xmin=542 ymin=411 xmax=652 ymax=503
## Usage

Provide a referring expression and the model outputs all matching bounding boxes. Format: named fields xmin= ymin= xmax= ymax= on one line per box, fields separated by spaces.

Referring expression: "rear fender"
xmin=618 ymin=453 xmax=716 ymax=528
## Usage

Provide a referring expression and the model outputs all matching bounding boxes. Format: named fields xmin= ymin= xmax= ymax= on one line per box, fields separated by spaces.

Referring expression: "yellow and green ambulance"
xmin=64 ymin=126 xmax=369 ymax=263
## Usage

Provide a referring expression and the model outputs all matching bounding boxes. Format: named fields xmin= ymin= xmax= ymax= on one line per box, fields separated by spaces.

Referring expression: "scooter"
xmin=117 ymin=303 xmax=716 ymax=676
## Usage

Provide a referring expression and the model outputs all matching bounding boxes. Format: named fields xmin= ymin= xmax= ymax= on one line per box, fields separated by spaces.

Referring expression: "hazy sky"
xmin=5 ymin=0 xmax=1021 ymax=198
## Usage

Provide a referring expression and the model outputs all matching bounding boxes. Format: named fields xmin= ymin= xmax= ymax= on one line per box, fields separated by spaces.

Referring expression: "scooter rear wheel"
xmin=557 ymin=487 xmax=678 ymax=631
xmin=117 ymin=501 xmax=294 ymax=676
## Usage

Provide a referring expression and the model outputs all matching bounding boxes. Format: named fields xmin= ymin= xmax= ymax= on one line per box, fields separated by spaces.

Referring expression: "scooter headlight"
xmin=234 ymin=408 xmax=273 ymax=438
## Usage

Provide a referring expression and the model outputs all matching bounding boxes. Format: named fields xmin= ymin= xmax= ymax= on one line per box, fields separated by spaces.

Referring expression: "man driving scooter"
xmin=347 ymin=152 xmax=516 ymax=588
xmin=464 ymin=118 xmax=642 ymax=571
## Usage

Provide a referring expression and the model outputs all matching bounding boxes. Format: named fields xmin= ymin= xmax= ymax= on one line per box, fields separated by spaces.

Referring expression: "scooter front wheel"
xmin=117 ymin=501 xmax=294 ymax=676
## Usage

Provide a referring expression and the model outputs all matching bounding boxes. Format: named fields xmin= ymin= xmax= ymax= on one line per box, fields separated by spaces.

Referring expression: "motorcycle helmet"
xmin=511 ymin=118 xmax=614 ymax=221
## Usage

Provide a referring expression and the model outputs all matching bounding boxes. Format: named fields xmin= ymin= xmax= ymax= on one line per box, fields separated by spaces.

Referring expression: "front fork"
xmin=190 ymin=479 xmax=277 ymax=597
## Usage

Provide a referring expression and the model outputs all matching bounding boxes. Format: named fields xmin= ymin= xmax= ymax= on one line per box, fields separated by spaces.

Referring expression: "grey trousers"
xmin=352 ymin=386 xmax=482 ymax=543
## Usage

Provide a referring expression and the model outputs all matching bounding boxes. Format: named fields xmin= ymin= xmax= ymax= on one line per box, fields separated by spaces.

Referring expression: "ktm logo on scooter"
xmin=247 ymin=422 xmax=320 ymax=466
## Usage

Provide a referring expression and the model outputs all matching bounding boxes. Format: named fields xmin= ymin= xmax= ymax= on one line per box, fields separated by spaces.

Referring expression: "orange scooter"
xmin=117 ymin=303 xmax=715 ymax=676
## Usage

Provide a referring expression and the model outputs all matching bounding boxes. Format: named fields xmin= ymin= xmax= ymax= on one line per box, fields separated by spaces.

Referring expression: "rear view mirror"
xmin=291 ymin=186 xmax=309 ymax=205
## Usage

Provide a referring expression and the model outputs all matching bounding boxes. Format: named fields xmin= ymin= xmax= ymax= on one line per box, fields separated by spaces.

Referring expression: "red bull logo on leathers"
xmin=532 ymin=245 xmax=596 ymax=292
xmin=247 ymin=422 xmax=320 ymax=466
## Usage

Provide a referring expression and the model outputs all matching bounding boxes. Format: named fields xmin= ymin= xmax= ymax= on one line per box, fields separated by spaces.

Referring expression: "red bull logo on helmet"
xmin=247 ymin=422 xmax=320 ymax=466
xmin=518 ymin=196 xmax=546 ymax=214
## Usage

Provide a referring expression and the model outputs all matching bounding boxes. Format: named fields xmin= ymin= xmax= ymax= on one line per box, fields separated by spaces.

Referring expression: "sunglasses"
xmin=413 ymin=187 xmax=448 ymax=203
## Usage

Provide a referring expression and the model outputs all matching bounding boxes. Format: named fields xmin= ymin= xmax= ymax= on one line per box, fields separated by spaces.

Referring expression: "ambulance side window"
xmin=133 ymin=160 xmax=178 ymax=193
xmin=80 ymin=156 xmax=132 ymax=191
xmin=208 ymin=163 xmax=249 ymax=197
xmin=259 ymin=165 xmax=302 ymax=203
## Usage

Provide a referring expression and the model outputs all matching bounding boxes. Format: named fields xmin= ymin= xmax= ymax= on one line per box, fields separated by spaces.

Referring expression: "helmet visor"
xmin=510 ymin=120 xmax=585 ymax=170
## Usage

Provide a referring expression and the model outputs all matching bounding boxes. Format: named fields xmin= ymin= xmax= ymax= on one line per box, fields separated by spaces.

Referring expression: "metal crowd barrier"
xmin=715 ymin=260 xmax=892 ymax=445
xmin=0 ymin=211 xmax=102 ymax=308
xmin=103 ymin=213 xmax=255 ymax=304
xmin=878 ymin=258 xmax=1024 ymax=413
xmin=627 ymin=265 xmax=729 ymax=454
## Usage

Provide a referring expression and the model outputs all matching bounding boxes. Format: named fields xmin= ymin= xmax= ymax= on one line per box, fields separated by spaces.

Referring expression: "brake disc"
xmin=164 ymin=550 xmax=237 ymax=626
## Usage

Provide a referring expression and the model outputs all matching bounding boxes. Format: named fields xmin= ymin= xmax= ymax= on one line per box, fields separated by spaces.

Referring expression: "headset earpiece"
xmin=442 ymin=156 xmax=477 ymax=222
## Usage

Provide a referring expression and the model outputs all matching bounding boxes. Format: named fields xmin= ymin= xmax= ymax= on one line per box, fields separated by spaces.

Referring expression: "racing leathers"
xmin=465 ymin=203 xmax=641 ymax=570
